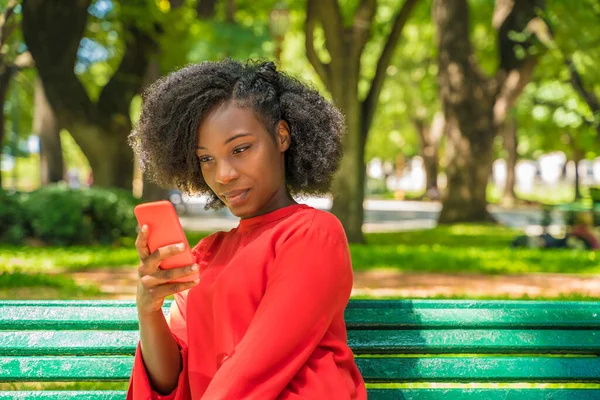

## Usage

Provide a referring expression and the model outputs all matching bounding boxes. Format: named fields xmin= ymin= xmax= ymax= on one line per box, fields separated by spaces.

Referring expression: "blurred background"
xmin=1 ymin=0 xmax=600 ymax=301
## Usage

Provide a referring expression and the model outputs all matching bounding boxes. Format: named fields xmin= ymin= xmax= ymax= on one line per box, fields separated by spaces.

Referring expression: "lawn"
xmin=1 ymin=224 xmax=598 ymax=299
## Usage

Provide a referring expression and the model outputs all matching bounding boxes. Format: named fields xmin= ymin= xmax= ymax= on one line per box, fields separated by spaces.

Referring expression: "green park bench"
xmin=1 ymin=299 xmax=600 ymax=399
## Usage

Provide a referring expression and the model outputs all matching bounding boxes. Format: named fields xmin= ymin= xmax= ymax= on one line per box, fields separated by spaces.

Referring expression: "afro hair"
xmin=129 ymin=59 xmax=345 ymax=209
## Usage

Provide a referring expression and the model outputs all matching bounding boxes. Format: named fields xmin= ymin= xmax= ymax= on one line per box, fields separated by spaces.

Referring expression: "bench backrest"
xmin=1 ymin=300 xmax=600 ymax=399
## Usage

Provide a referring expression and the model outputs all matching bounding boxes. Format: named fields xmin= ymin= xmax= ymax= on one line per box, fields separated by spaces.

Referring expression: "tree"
xmin=21 ymin=0 xmax=159 ymax=189
xmin=34 ymin=77 xmax=63 ymax=185
xmin=433 ymin=0 xmax=547 ymax=223
xmin=305 ymin=0 xmax=420 ymax=242
xmin=0 ymin=0 xmax=33 ymax=189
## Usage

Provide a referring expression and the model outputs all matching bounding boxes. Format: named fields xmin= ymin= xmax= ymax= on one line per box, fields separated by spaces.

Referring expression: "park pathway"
xmin=69 ymin=267 xmax=600 ymax=300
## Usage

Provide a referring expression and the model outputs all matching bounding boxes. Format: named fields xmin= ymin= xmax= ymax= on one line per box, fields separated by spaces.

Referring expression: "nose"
xmin=215 ymin=159 xmax=239 ymax=185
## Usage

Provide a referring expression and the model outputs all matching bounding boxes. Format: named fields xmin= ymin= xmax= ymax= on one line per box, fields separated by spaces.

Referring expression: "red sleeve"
xmin=201 ymin=224 xmax=353 ymax=399
xmin=127 ymin=293 xmax=191 ymax=400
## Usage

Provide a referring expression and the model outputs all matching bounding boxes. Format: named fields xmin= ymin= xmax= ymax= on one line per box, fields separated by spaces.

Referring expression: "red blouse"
xmin=127 ymin=203 xmax=367 ymax=399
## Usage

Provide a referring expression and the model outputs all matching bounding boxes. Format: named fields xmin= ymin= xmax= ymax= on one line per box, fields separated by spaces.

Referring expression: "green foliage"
xmin=0 ymin=190 xmax=26 ymax=244
xmin=8 ymin=185 xmax=141 ymax=246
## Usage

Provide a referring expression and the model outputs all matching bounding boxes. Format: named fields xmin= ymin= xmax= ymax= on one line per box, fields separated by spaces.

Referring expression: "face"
xmin=196 ymin=101 xmax=294 ymax=219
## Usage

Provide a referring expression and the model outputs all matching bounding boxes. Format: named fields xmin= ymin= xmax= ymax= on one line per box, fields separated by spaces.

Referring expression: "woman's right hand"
xmin=135 ymin=224 xmax=200 ymax=315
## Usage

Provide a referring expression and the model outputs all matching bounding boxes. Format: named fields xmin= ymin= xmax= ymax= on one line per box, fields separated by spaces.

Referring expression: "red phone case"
xmin=134 ymin=200 xmax=197 ymax=283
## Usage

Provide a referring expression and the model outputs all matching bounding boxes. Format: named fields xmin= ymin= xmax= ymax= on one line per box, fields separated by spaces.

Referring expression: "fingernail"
xmin=191 ymin=264 xmax=198 ymax=271
xmin=176 ymin=243 xmax=184 ymax=250
xmin=142 ymin=225 xmax=148 ymax=232
xmin=194 ymin=278 xmax=200 ymax=283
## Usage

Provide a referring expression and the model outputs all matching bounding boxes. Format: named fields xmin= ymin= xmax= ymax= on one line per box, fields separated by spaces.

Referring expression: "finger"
xmin=135 ymin=225 xmax=151 ymax=260
xmin=141 ymin=264 xmax=199 ymax=287
xmin=148 ymin=279 xmax=200 ymax=299
xmin=146 ymin=242 xmax=186 ymax=266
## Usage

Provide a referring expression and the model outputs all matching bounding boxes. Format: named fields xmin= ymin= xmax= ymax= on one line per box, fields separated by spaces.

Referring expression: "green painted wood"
xmin=2 ymin=390 xmax=600 ymax=400
xmin=355 ymin=357 xmax=600 ymax=382
xmin=0 ymin=357 xmax=133 ymax=382
xmin=0 ymin=302 xmax=162 ymax=331
xmin=0 ymin=331 xmax=139 ymax=356
xmin=0 ymin=391 xmax=126 ymax=399
xmin=3 ymin=328 xmax=599 ymax=357
xmin=348 ymin=329 xmax=600 ymax=354
xmin=2 ymin=356 xmax=599 ymax=383
xmin=2 ymin=300 xmax=600 ymax=330
xmin=366 ymin=389 xmax=600 ymax=400
xmin=345 ymin=301 xmax=600 ymax=329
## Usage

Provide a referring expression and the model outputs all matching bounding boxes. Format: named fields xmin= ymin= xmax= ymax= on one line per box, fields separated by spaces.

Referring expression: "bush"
xmin=0 ymin=190 xmax=27 ymax=244
xmin=16 ymin=185 xmax=140 ymax=246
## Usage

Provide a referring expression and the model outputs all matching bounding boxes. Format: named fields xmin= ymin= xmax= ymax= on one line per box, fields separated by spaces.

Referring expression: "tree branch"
xmin=0 ymin=0 xmax=18 ymax=52
xmin=196 ymin=0 xmax=218 ymax=19
xmin=305 ymin=0 xmax=331 ymax=87
xmin=362 ymin=0 xmax=420 ymax=133
xmin=353 ymin=0 xmax=376 ymax=59
xmin=493 ymin=56 xmax=537 ymax=125
xmin=21 ymin=0 xmax=96 ymax=126
xmin=98 ymin=24 xmax=158 ymax=119
xmin=314 ymin=0 xmax=345 ymax=59
xmin=567 ymin=57 xmax=600 ymax=139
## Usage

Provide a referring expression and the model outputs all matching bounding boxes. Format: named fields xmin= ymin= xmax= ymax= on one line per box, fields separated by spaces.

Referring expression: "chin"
xmin=228 ymin=204 xmax=257 ymax=219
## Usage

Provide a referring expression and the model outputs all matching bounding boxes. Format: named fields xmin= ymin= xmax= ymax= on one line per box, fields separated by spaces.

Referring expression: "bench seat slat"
xmin=3 ymin=301 xmax=600 ymax=330
xmin=349 ymin=329 xmax=600 ymax=354
xmin=356 ymin=356 xmax=600 ymax=382
xmin=366 ymin=389 xmax=600 ymax=399
xmin=3 ymin=329 xmax=599 ymax=356
xmin=2 ymin=356 xmax=600 ymax=383
xmin=2 ymin=390 xmax=600 ymax=400
xmin=0 ymin=357 xmax=133 ymax=382
xmin=0 ymin=332 xmax=139 ymax=356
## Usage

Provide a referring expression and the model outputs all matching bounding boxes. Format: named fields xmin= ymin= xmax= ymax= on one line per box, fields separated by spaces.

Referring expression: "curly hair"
xmin=129 ymin=59 xmax=345 ymax=210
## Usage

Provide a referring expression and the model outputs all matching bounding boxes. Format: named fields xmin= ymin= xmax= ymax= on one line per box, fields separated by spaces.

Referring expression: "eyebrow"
xmin=197 ymin=133 xmax=252 ymax=150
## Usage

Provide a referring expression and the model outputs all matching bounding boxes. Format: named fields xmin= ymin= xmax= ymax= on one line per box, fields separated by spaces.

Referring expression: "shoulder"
xmin=283 ymin=206 xmax=348 ymax=246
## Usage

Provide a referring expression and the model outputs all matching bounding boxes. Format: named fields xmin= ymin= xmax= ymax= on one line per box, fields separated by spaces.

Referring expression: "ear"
xmin=276 ymin=120 xmax=291 ymax=152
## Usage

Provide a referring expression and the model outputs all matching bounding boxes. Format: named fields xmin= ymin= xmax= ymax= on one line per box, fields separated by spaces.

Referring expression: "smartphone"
xmin=134 ymin=200 xmax=197 ymax=283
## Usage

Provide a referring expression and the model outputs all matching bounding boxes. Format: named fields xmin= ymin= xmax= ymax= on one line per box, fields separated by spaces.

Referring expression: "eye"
xmin=198 ymin=156 xmax=213 ymax=163
xmin=233 ymin=145 xmax=250 ymax=155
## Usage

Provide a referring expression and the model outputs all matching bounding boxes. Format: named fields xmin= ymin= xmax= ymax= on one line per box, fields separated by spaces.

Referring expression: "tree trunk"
xmin=0 ymin=68 xmax=13 ymax=189
xmin=22 ymin=0 xmax=157 ymax=190
xmin=573 ymin=149 xmax=584 ymax=201
xmin=330 ymin=57 xmax=365 ymax=243
xmin=414 ymin=111 xmax=443 ymax=193
xmin=305 ymin=0 xmax=419 ymax=242
xmin=502 ymin=115 xmax=518 ymax=206
xmin=434 ymin=0 xmax=542 ymax=223
xmin=434 ymin=0 xmax=496 ymax=223
xmin=34 ymin=78 xmax=63 ymax=185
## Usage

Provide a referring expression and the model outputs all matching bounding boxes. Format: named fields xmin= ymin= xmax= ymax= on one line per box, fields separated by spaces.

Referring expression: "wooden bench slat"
xmin=3 ymin=301 xmax=600 ymax=330
xmin=0 ymin=332 xmax=139 ymax=356
xmin=2 ymin=390 xmax=600 ymax=400
xmin=356 ymin=356 xmax=600 ymax=382
xmin=0 ymin=357 xmax=133 ymax=382
xmin=366 ymin=389 xmax=600 ymax=400
xmin=345 ymin=305 xmax=600 ymax=329
xmin=3 ymin=329 xmax=599 ymax=356
xmin=2 ymin=356 xmax=600 ymax=383
xmin=349 ymin=329 xmax=600 ymax=354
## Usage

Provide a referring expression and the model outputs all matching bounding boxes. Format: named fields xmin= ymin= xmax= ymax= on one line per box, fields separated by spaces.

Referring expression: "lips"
xmin=221 ymin=189 xmax=250 ymax=207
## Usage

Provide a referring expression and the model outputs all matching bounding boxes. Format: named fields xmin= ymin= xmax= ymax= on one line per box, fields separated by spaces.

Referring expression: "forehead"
xmin=197 ymin=102 xmax=265 ymax=143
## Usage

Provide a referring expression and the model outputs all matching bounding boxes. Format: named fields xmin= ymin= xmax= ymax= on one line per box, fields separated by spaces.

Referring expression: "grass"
xmin=2 ymin=225 xmax=598 ymax=275
xmin=0 ymin=271 xmax=101 ymax=299
xmin=1 ymin=224 xmax=599 ymax=299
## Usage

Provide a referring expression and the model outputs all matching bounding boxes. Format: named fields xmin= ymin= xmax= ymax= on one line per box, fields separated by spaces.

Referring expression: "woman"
xmin=127 ymin=59 xmax=367 ymax=399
